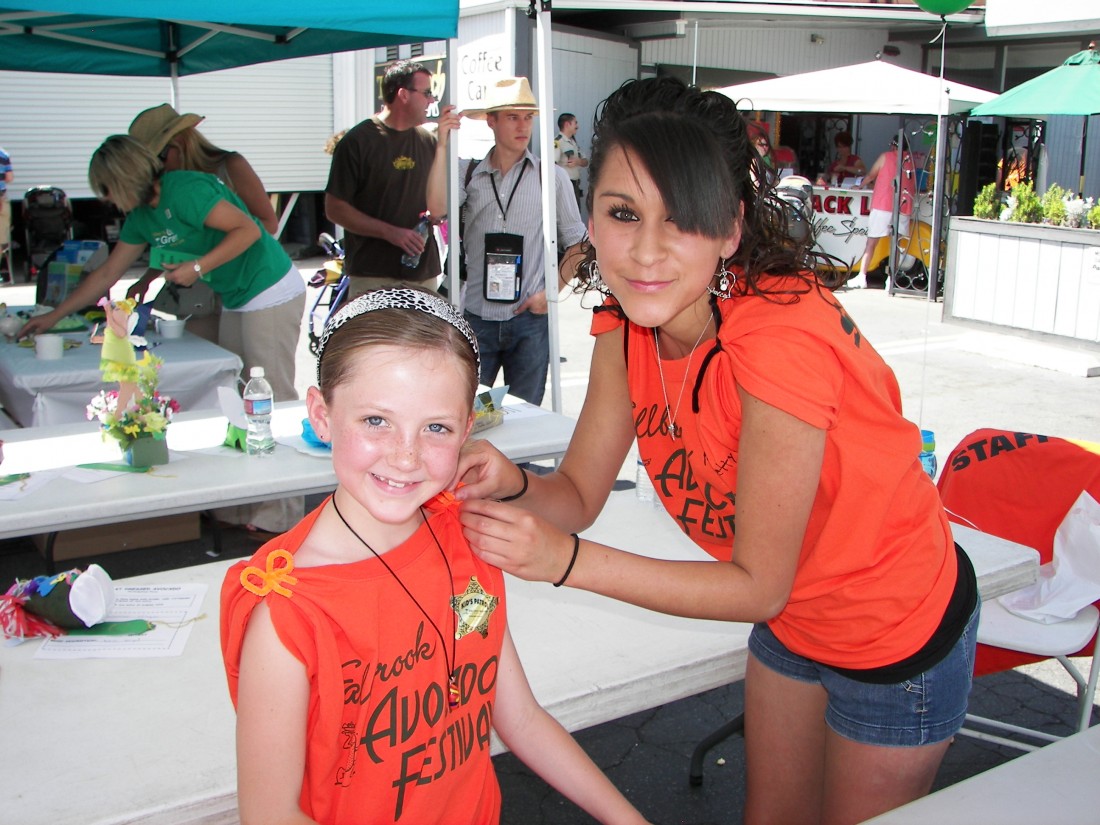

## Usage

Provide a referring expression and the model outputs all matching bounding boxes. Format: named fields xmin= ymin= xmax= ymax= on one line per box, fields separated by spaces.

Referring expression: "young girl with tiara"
xmin=220 ymin=288 xmax=647 ymax=825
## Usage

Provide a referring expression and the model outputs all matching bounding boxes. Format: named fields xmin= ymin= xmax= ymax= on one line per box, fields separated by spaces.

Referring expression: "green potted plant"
xmin=1041 ymin=183 xmax=1068 ymax=226
xmin=1008 ymin=181 xmax=1043 ymax=223
xmin=972 ymin=182 xmax=1001 ymax=220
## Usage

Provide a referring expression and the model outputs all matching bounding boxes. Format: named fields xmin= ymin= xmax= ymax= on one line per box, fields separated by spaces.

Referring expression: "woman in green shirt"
xmin=21 ymin=135 xmax=306 ymax=537
xmin=20 ymin=135 xmax=305 ymax=402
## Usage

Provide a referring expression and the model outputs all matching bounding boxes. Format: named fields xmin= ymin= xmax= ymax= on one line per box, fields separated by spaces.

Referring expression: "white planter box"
xmin=945 ymin=217 xmax=1100 ymax=345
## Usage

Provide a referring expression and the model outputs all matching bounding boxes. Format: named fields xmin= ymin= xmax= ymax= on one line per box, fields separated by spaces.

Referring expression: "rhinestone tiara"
xmin=315 ymin=288 xmax=480 ymax=384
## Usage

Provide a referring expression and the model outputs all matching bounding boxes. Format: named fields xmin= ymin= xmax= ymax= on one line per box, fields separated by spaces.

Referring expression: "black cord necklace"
xmin=330 ymin=494 xmax=460 ymax=709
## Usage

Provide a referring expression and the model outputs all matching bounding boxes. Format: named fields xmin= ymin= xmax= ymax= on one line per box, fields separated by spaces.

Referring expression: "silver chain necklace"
xmin=653 ymin=317 xmax=712 ymax=440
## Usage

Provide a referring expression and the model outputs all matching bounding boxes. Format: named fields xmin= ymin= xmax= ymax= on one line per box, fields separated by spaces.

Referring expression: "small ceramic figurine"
xmin=0 ymin=302 xmax=18 ymax=337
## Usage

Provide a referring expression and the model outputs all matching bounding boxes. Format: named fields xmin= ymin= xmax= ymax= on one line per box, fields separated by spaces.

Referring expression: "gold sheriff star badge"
xmin=451 ymin=576 xmax=499 ymax=639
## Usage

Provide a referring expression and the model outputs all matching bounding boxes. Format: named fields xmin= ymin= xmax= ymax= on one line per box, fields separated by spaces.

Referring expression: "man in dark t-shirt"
xmin=325 ymin=60 xmax=443 ymax=298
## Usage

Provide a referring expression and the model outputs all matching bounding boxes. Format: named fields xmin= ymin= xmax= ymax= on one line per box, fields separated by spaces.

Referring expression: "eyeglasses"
xmin=158 ymin=145 xmax=172 ymax=162
xmin=407 ymin=86 xmax=436 ymax=102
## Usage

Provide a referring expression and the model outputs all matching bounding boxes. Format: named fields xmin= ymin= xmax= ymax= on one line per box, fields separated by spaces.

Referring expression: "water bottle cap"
xmin=250 ymin=366 xmax=265 ymax=378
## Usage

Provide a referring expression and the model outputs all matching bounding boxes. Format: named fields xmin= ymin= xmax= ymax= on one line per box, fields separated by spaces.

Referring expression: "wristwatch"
xmin=192 ymin=261 xmax=203 ymax=277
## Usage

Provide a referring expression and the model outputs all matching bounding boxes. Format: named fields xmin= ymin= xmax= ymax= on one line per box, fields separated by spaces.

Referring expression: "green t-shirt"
xmin=120 ymin=171 xmax=291 ymax=309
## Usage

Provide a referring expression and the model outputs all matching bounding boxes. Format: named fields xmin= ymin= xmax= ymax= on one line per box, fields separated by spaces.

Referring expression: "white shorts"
xmin=867 ymin=208 xmax=910 ymax=239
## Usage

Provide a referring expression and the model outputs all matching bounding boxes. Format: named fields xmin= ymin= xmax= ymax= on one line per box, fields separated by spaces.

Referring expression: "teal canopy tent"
xmin=970 ymin=45 xmax=1100 ymax=119
xmin=0 ymin=1 xmax=458 ymax=77
xmin=971 ymin=45 xmax=1100 ymax=194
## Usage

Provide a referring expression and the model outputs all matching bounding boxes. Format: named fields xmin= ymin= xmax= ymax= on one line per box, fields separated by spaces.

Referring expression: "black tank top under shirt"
xmin=826 ymin=543 xmax=977 ymax=685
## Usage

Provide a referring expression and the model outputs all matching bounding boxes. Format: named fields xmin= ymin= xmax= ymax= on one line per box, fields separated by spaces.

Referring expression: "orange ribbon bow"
xmin=240 ymin=549 xmax=298 ymax=598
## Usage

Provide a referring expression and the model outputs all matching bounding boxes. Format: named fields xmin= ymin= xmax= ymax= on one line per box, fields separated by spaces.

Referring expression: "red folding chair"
xmin=938 ymin=428 xmax=1100 ymax=750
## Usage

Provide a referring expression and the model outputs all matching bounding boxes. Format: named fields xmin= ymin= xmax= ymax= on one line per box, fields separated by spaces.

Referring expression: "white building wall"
xmin=642 ymin=24 xmax=918 ymax=78
xmin=539 ymin=27 xmax=639 ymax=204
xmin=179 ymin=57 xmax=336 ymax=194
xmin=0 ymin=54 xmax=339 ymax=200
xmin=0 ymin=70 xmax=167 ymax=201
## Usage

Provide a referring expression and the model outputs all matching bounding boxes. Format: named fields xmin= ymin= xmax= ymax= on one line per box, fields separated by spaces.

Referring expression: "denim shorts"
xmin=747 ymin=602 xmax=979 ymax=747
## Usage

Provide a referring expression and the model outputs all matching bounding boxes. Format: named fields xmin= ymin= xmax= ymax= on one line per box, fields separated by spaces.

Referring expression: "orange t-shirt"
xmin=221 ymin=493 xmax=506 ymax=824
xmin=592 ymin=278 xmax=955 ymax=669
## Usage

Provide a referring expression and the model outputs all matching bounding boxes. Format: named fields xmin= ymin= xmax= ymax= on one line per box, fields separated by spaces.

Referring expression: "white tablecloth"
xmin=0 ymin=328 xmax=242 ymax=427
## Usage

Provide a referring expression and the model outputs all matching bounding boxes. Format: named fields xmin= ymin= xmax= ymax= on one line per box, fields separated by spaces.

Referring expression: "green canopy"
xmin=971 ymin=45 xmax=1100 ymax=194
xmin=0 ymin=1 xmax=458 ymax=77
xmin=970 ymin=46 xmax=1100 ymax=118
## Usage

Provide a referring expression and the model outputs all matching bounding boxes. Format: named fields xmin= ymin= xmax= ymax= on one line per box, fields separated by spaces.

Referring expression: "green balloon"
xmin=916 ymin=0 xmax=972 ymax=14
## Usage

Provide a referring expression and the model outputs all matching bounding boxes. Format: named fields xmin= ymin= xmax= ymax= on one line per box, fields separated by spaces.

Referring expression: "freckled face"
xmin=587 ymin=146 xmax=741 ymax=338
xmin=307 ymin=346 xmax=474 ymax=531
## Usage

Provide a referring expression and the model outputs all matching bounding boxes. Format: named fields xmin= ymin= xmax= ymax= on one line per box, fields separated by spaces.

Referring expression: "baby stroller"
xmin=773 ymin=175 xmax=815 ymax=247
xmin=23 ymin=186 xmax=72 ymax=283
xmin=307 ymin=232 xmax=348 ymax=354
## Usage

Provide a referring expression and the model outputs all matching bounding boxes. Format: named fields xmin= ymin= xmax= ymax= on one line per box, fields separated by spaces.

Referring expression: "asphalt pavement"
xmin=2 ymin=263 xmax=1098 ymax=824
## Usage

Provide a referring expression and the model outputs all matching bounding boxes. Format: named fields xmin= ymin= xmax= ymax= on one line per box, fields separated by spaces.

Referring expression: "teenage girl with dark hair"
xmin=456 ymin=76 xmax=977 ymax=825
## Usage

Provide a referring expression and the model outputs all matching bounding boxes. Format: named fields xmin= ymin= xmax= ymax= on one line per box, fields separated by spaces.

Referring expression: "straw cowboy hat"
xmin=128 ymin=104 xmax=204 ymax=154
xmin=466 ymin=77 xmax=540 ymax=120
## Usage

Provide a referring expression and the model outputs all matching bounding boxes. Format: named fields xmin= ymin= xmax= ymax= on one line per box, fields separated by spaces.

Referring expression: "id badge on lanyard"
xmin=484 ymin=232 xmax=523 ymax=302
xmin=483 ymin=158 xmax=529 ymax=303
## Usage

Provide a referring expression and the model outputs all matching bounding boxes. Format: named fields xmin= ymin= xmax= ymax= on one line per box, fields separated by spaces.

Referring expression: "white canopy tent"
xmin=717 ymin=60 xmax=994 ymax=116
xmin=718 ymin=60 xmax=995 ymax=299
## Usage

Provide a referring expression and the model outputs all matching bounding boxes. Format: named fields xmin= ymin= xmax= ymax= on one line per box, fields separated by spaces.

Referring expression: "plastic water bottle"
xmin=400 ymin=212 xmax=432 ymax=268
xmin=919 ymin=429 xmax=937 ymax=479
xmin=243 ymin=366 xmax=275 ymax=457
xmin=636 ymin=458 xmax=657 ymax=506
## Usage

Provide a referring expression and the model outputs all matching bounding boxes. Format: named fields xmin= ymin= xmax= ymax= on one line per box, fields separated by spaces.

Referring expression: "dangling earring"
xmin=707 ymin=259 xmax=736 ymax=300
xmin=588 ymin=259 xmax=607 ymax=290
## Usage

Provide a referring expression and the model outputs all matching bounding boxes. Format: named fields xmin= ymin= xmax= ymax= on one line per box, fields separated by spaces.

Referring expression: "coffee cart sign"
xmin=456 ymin=34 xmax=510 ymax=157
xmin=811 ymin=187 xmax=873 ymax=266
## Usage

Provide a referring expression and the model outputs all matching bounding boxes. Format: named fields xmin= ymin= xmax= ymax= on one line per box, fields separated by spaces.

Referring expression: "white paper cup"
xmin=35 ymin=334 xmax=64 ymax=360
xmin=156 ymin=318 xmax=186 ymax=339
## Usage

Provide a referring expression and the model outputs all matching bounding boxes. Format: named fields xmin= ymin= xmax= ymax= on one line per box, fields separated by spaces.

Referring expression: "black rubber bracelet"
xmin=497 ymin=466 xmax=529 ymax=502
xmin=554 ymin=533 xmax=580 ymax=588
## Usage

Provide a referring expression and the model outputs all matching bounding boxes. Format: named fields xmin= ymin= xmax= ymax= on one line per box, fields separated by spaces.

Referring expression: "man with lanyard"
xmin=426 ymin=77 xmax=586 ymax=406
xmin=554 ymin=112 xmax=588 ymax=213
xmin=325 ymin=60 xmax=445 ymax=299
